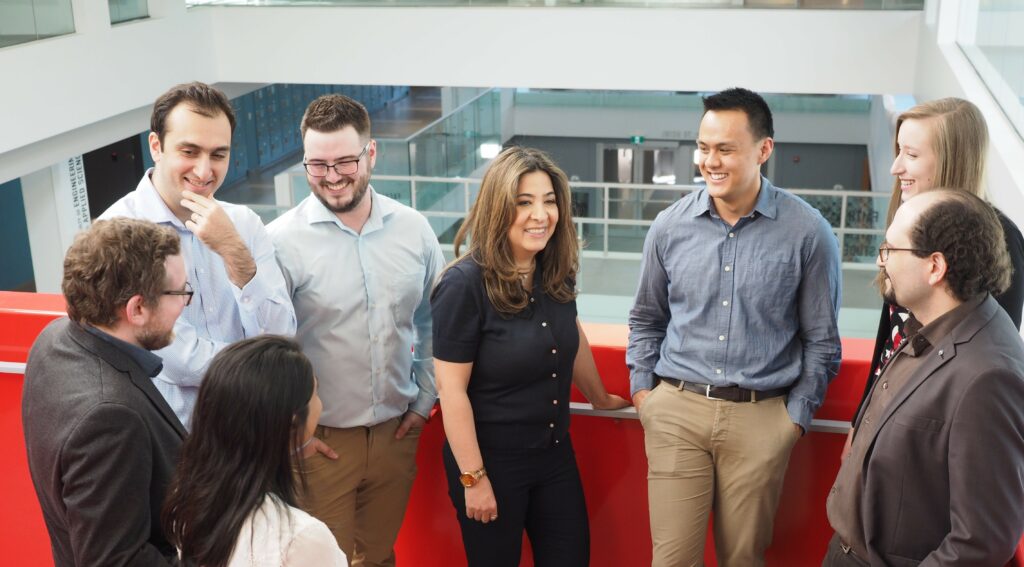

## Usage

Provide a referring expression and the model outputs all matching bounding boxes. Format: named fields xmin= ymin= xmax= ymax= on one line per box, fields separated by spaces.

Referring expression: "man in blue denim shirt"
xmin=627 ymin=88 xmax=842 ymax=567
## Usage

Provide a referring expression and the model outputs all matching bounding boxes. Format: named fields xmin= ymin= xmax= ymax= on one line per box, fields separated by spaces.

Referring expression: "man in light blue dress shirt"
xmin=627 ymin=88 xmax=842 ymax=567
xmin=101 ymin=82 xmax=297 ymax=430
xmin=268 ymin=94 xmax=444 ymax=567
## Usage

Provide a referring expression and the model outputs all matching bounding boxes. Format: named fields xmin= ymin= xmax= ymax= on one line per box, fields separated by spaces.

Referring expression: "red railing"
xmin=2 ymin=291 xmax=1018 ymax=566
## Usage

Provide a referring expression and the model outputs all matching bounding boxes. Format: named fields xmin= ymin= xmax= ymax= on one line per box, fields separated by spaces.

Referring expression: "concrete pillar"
xmin=20 ymin=157 xmax=91 ymax=293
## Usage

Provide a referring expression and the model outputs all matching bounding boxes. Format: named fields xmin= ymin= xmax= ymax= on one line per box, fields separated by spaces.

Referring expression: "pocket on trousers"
xmin=641 ymin=388 xmax=687 ymax=475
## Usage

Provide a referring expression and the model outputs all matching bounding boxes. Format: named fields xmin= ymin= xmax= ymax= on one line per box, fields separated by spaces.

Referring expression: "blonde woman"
xmin=845 ymin=98 xmax=1024 ymax=456
xmin=430 ymin=147 xmax=629 ymax=567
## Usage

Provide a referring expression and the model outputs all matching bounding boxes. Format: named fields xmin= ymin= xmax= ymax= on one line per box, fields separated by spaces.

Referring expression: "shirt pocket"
xmin=390 ymin=266 xmax=426 ymax=321
xmin=745 ymin=253 xmax=799 ymax=313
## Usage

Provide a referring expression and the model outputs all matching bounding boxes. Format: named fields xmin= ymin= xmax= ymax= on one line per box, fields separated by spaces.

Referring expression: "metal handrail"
xmin=365 ymin=175 xmax=886 ymax=265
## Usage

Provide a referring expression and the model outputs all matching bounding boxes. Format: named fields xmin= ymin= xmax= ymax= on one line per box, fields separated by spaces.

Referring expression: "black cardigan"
xmin=858 ymin=208 xmax=1024 ymax=415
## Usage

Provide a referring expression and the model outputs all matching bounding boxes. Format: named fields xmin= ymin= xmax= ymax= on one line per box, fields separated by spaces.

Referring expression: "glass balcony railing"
xmin=0 ymin=0 xmax=75 ymax=49
xmin=186 ymin=0 xmax=921 ymax=9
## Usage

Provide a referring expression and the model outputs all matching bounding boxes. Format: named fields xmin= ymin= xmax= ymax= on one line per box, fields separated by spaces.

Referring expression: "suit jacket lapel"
xmin=126 ymin=366 xmax=188 ymax=438
xmin=67 ymin=322 xmax=187 ymax=439
xmin=864 ymin=297 xmax=999 ymax=452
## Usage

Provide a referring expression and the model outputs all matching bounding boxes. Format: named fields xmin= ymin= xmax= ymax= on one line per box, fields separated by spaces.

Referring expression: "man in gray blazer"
xmin=825 ymin=189 xmax=1024 ymax=566
xmin=22 ymin=218 xmax=190 ymax=566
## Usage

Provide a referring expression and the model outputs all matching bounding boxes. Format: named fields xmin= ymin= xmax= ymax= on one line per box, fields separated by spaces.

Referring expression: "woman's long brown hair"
xmin=451 ymin=146 xmax=579 ymax=315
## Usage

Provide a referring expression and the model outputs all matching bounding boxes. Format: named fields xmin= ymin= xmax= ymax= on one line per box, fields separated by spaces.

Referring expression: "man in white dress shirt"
xmin=268 ymin=94 xmax=444 ymax=567
xmin=102 ymin=82 xmax=297 ymax=430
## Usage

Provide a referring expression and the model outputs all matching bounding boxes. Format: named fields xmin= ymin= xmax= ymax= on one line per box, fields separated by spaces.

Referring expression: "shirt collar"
xmin=304 ymin=185 xmax=396 ymax=234
xmin=136 ymin=169 xmax=186 ymax=229
xmin=84 ymin=325 xmax=164 ymax=378
xmin=690 ymin=176 xmax=778 ymax=220
xmin=919 ymin=294 xmax=986 ymax=350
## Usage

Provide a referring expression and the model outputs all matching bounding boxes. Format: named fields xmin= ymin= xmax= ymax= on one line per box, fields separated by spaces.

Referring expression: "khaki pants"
xmin=640 ymin=382 xmax=800 ymax=567
xmin=297 ymin=417 xmax=421 ymax=567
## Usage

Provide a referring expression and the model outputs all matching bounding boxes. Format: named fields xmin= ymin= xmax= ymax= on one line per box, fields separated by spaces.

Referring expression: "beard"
xmin=136 ymin=322 xmax=175 ymax=352
xmin=312 ymin=170 xmax=371 ymax=214
xmin=879 ymin=268 xmax=897 ymax=304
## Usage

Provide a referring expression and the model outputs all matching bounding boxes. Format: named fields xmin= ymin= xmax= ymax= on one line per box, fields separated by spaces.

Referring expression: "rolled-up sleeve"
xmin=232 ymin=212 xmax=296 ymax=338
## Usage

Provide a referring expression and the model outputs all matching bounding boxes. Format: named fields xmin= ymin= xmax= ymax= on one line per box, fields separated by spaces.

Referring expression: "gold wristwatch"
xmin=459 ymin=467 xmax=487 ymax=488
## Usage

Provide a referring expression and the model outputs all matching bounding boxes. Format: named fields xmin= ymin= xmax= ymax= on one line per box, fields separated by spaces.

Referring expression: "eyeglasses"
xmin=877 ymin=245 xmax=930 ymax=262
xmin=303 ymin=142 xmax=371 ymax=177
xmin=162 ymin=281 xmax=194 ymax=306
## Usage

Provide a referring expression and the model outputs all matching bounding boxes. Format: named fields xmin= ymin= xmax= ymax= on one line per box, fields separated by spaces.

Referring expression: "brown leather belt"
xmin=656 ymin=375 xmax=788 ymax=403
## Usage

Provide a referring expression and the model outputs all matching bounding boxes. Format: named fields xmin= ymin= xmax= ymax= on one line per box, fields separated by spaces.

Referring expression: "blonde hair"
xmin=451 ymin=147 xmax=578 ymax=315
xmin=885 ymin=97 xmax=989 ymax=226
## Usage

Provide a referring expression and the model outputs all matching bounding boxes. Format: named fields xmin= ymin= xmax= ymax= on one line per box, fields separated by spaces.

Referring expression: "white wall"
xmin=204 ymin=7 xmax=921 ymax=96
xmin=0 ymin=0 xmax=214 ymax=157
xmin=914 ymin=0 xmax=1024 ymax=229
xmin=1 ymin=4 xmax=923 ymax=187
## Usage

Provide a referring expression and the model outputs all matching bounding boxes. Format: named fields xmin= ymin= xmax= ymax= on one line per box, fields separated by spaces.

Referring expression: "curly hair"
xmin=909 ymin=189 xmax=1010 ymax=301
xmin=449 ymin=146 xmax=578 ymax=315
xmin=62 ymin=218 xmax=181 ymax=327
xmin=300 ymin=94 xmax=370 ymax=140
xmin=151 ymin=82 xmax=236 ymax=145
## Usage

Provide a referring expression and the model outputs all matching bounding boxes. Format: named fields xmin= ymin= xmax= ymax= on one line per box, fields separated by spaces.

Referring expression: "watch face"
xmin=459 ymin=473 xmax=476 ymax=488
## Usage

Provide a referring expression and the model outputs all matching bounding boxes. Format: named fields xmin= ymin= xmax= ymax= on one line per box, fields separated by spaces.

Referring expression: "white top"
xmin=268 ymin=189 xmax=444 ymax=428
xmin=100 ymin=170 xmax=297 ymax=429
xmin=227 ymin=495 xmax=348 ymax=567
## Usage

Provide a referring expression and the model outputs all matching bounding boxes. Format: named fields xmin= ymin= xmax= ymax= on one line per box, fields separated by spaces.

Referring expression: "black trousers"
xmin=822 ymin=533 xmax=871 ymax=567
xmin=442 ymin=438 xmax=590 ymax=567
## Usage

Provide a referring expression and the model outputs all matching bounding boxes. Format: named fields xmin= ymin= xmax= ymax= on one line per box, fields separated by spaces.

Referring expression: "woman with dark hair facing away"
xmin=430 ymin=146 xmax=630 ymax=567
xmin=162 ymin=335 xmax=347 ymax=566
xmin=843 ymin=97 xmax=1024 ymax=458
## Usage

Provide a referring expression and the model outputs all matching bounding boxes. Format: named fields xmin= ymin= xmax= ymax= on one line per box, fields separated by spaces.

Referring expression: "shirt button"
xmin=728 ymin=232 xmax=735 ymax=238
xmin=549 ymin=423 xmax=555 ymax=428
xmin=722 ymin=300 xmax=729 ymax=306
xmin=198 ymin=268 xmax=205 ymax=274
xmin=864 ymin=418 xmax=871 ymax=425
xmin=551 ymin=348 xmax=557 ymax=354
xmin=552 ymin=373 xmax=557 ymax=378
xmin=553 ymin=400 xmax=558 ymax=405
xmin=724 ymin=265 xmax=731 ymax=272
xmin=530 ymin=297 xmax=535 ymax=303
xmin=882 ymin=382 xmax=888 ymax=389
xmin=718 ymin=335 xmax=725 ymax=341
xmin=242 ymin=297 xmax=251 ymax=304
xmin=207 ymin=307 xmax=214 ymax=314
xmin=715 ymin=368 xmax=722 ymax=375
xmin=555 ymin=439 xmax=560 ymax=444
xmin=542 ymin=322 xmax=548 ymax=327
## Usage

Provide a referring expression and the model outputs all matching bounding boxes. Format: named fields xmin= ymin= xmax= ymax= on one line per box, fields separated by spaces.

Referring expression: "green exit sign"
xmin=630 ymin=135 xmax=645 ymax=144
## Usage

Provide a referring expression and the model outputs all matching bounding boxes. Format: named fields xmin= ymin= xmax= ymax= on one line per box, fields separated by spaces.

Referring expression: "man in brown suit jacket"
xmin=824 ymin=189 xmax=1024 ymax=566
xmin=22 ymin=218 xmax=190 ymax=566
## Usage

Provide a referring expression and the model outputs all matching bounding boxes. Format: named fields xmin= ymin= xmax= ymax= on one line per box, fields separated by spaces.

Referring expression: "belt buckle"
xmin=705 ymin=384 xmax=725 ymax=401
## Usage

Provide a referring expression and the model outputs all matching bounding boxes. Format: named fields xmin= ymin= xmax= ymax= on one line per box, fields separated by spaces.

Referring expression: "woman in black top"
xmin=844 ymin=98 xmax=1024 ymax=457
xmin=431 ymin=147 xmax=629 ymax=567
